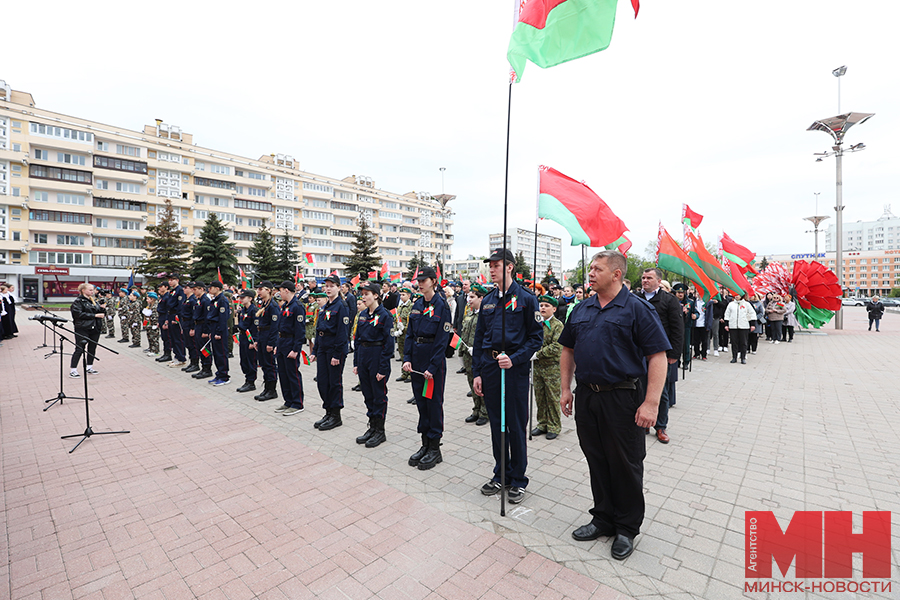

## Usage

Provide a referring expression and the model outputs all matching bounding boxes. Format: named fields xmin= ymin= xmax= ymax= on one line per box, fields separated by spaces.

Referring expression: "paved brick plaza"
xmin=1 ymin=307 xmax=898 ymax=600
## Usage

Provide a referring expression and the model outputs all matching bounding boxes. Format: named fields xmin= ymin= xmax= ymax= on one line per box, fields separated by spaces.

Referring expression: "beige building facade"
xmin=0 ymin=81 xmax=453 ymax=301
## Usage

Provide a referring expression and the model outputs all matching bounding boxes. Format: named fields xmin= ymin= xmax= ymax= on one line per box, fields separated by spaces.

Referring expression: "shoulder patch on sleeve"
xmin=272 ymin=314 xmax=277 ymax=321
xmin=254 ymin=319 xmax=259 ymax=325
xmin=298 ymin=315 xmax=303 ymax=322
xmin=535 ymin=311 xmax=542 ymax=322
xmin=219 ymin=306 xmax=225 ymax=313
xmin=443 ymin=322 xmax=452 ymax=332
xmin=343 ymin=316 xmax=349 ymax=324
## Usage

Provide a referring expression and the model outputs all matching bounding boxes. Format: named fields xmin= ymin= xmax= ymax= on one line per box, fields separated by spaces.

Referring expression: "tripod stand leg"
xmin=62 ymin=428 xmax=131 ymax=453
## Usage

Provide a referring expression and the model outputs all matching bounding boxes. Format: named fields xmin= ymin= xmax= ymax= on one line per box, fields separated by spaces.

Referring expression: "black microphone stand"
xmin=38 ymin=319 xmax=88 ymax=411
xmin=30 ymin=305 xmax=63 ymax=356
xmin=54 ymin=322 xmax=129 ymax=453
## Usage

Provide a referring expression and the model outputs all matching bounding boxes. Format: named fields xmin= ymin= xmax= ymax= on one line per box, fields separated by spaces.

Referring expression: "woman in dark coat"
xmin=69 ymin=283 xmax=105 ymax=377
xmin=866 ymin=296 xmax=885 ymax=332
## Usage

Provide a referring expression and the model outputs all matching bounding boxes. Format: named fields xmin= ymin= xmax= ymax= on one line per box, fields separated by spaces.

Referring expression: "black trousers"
xmin=692 ymin=326 xmax=709 ymax=359
xmin=276 ymin=348 xmax=304 ymax=408
xmin=718 ymin=321 xmax=729 ymax=348
xmin=731 ymin=328 xmax=749 ymax=360
xmin=212 ymin=335 xmax=229 ymax=379
xmin=239 ymin=338 xmax=257 ymax=381
xmin=575 ymin=382 xmax=646 ymax=538
xmin=170 ymin=320 xmax=186 ymax=361
xmin=185 ymin=324 xmax=198 ymax=363
xmin=482 ymin=360 xmax=530 ymax=488
xmin=258 ymin=337 xmax=277 ymax=383
xmin=71 ymin=328 xmax=101 ymax=369
xmin=315 ymin=349 xmax=345 ymax=410
xmin=357 ymin=346 xmax=389 ymax=419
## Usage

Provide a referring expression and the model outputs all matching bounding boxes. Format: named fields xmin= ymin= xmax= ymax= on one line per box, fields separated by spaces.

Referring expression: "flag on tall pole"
xmin=217 ymin=267 xmax=224 ymax=285
xmin=380 ymin=261 xmax=389 ymax=278
xmin=435 ymin=264 xmax=442 ymax=283
xmin=684 ymin=231 xmax=743 ymax=296
xmin=508 ymin=0 xmax=639 ymax=83
xmin=656 ymin=224 xmax=717 ymax=301
xmin=304 ymin=252 xmax=316 ymax=268
xmin=720 ymin=232 xmax=758 ymax=274
xmin=238 ymin=266 xmax=249 ymax=290
xmin=682 ymin=204 xmax=703 ymax=241
xmin=537 ymin=166 xmax=628 ymax=247
xmin=127 ymin=268 xmax=135 ymax=289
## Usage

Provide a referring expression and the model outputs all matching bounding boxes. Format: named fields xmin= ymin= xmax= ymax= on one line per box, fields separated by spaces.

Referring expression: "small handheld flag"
xmin=450 ymin=332 xmax=463 ymax=350
xmin=300 ymin=350 xmax=310 ymax=366
xmin=232 ymin=333 xmax=239 ymax=344
xmin=142 ymin=319 xmax=149 ymax=328
xmin=422 ymin=378 xmax=434 ymax=400
xmin=246 ymin=331 xmax=254 ymax=345
xmin=200 ymin=341 xmax=212 ymax=357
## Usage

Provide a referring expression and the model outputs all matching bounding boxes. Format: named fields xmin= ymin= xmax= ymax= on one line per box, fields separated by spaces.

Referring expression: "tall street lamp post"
xmin=808 ymin=111 xmax=874 ymax=329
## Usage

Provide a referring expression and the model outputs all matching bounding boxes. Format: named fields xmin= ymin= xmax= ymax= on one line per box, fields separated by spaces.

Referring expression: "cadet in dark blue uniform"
xmin=402 ymin=267 xmax=452 ymax=470
xmin=353 ymin=282 xmax=394 ymax=448
xmin=165 ymin=274 xmax=187 ymax=366
xmin=559 ymin=250 xmax=670 ymax=560
xmin=207 ymin=281 xmax=230 ymax=385
xmin=236 ymin=289 xmax=259 ymax=393
xmin=273 ymin=280 xmax=305 ymax=415
xmin=155 ymin=283 xmax=172 ymax=360
xmin=473 ymin=249 xmax=544 ymax=504
xmin=182 ymin=282 xmax=200 ymax=372
xmin=192 ymin=284 xmax=214 ymax=378
xmin=311 ymin=274 xmax=349 ymax=431
xmin=253 ymin=281 xmax=280 ymax=402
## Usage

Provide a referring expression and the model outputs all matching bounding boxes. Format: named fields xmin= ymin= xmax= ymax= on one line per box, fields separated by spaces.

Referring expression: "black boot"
xmin=236 ymin=379 xmax=256 ymax=393
xmin=351 ymin=384 xmax=362 ymax=392
xmin=183 ymin=362 xmax=199 ymax=373
xmin=254 ymin=381 xmax=278 ymax=401
xmin=407 ymin=396 xmax=417 ymax=405
xmin=129 ymin=343 xmax=141 ymax=348
xmin=365 ymin=418 xmax=386 ymax=448
xmin=417 ymin=437 xmax=442 ymax=470
xmin=356 ymin=419 xmax=375 ymax=444
xmin=314 ymin=410 xmax=329 ymax=429
xmin=408 ymin=435 xmax=429 ymax=467
xmin=156 ymin=354 xmax=172 ymax=363
xmin=318 ymin=408 xmax=342 ymax=431
xmin=192 ymin=368 xmax=213 ymax=379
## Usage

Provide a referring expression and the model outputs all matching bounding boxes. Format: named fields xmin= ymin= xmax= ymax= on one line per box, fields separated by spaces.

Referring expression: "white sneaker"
xmin=774 ymin=340 xmax=780 ymax=345
xmin=751 ymin=351 xmax=756 ymax=355
xmin=86 ymin=367 xmax=99 ymax=374
xmin=69 ymin=371 xmax=80 ymax=378
xmin=713 ymin=350 xmax=719 ymax=357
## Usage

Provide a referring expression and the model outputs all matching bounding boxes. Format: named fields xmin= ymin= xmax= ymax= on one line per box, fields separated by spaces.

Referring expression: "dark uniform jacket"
xmin=353 ymin=304 xmax=395 ymax=374
xmin=403 ymin=292 xmax=453 ymax=374
xmin=635 ymin=288 xmax=684 ymax=361
xmin=256 ymin=299 xmax=280 ymax=348
xmin=312 ymin=296 xmax=349 ymax=359
xmin=276 ymin=297 xmax=305 ymax=353
xmin=209 ymin=293 xmax=230 ymax=338
xmin=472 ymin=280 xmax=544 ymax=378
xmin=238 ymin=305 xmax=259 ymax=343
xmin=197 ymin=294 xmax=212 ymax=334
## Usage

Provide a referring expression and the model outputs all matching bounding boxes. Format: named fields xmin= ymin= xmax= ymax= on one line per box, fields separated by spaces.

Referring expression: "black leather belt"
xmin=317 ymin=331 xmax=335 ymax=337
xmin=415 ymin=336 xmax=435 ymax=344
xmin=258 ymin=326 xmax=270 ymax=330
xmin=357 ymin=341 xmax=380 ymax=347
xmin=586 ymin=379 xmax=637 ymax=393
xmin=279 ymin=333 xmax=293 ymax=338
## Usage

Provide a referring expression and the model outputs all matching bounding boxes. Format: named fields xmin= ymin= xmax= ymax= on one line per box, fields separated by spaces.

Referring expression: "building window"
xmin=247 ymin=171 xmax=266 ymax=180
xmin=115 ymin=182 xmax=141 ymax=194
xmin=247 ymin=187 xmax=266 ymax=197
xmin=29 ymin=164 xmax=92 ymax=184
xmin=92 ymin=237 xmax=146 ymax=249
xmin=116 ymin=220 xmax=141 ymax=231
xmin=116 ymin=144 xmax=141 ymax=157
xmin=302 ymin=182 xmax=333 ymax=194
xmin=34 ymin=148 xmax=49 ymax=160
xmin=234 ymin=199 xmax=272 ymax=211
xmin=93 ymin=197 xmax=147 ymax=211
xmin=30 ymin=209 xmax=90 ymax=224
xmin=33 ymin=233 xmax=48 ymax=244
xmin=210 ymin=164 xmax=230 ymax=175
xmin=56 ymin=193 xmax=86 ymax=206
xmin=30 ymin=123 xmax=93 ymax=143
xmin=93 ymin=255 xmax=139 ymax=267
xmin=194 ymin=177 xmax=235 ymax=190
xmin=57 ymin=152 xmax=87 ymax=166
xmin=302 ymin=210 xmax=333 ymax=222
xmin=96 ymin=141 xmax=110 ymax=152
xmin=93 ymin=155 xmax=148 ymax=174
xmin=56 ymin=235 xmax=85 ymax=246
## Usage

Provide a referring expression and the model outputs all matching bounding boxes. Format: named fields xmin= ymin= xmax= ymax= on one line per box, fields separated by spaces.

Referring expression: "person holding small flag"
xmin=310 ymin=274 xmax=350 ymax=430
xmin=252 ymin=281 xmax=280 ymax=402
xmin=473 ymin=249 xmax=544 ymax=504
xmin=191 ymin=284 xmax=214 ymax=379
xmin=207 ymin=280 xmax=231 ymax=386
xmin=272 ymin=281 xmax=305 ymax=415
xmin=460 ymin=284 xmax=488 ymax=426
xmin=352 ymin=282 xmax=394 ymax=448
xmin=393 ymin=287 xmax=414 ymax=385
xmin=236 ymin=290 xmax=259 ymax=393
xmin=402 ymin=267 xmax=452 ymax=470
xmin=306 ymin=292 xmax=325 ymax=354
xmin=532 ymin=295 xmax=564 ymax=440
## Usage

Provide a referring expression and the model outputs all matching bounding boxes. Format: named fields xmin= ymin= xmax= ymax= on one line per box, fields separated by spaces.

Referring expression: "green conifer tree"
xmin=344 ymin=219 xmax=382 ymax=280
xmin=247 ymin=224 xmax=280 ymax=283
xmin=274 ymin=230 xmax=299 ymax=282
xmin=190 ymin=213 xmax=238 ymax=285
xmin=138 ymin=199 xmax=191 ymax=283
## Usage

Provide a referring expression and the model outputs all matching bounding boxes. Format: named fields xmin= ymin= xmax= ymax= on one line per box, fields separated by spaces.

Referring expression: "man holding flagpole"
xmin=473 ymin=249 xmax=543 ymax=504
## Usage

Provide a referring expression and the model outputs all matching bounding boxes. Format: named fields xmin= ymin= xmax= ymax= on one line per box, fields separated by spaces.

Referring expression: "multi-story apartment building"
xmin=825 ymin=205 xmax=900 ymax=252
xmin=765 ymin=249 xmax=900 ymax=297
xmin=445 ymin=256 xmax=489 ymax=281
xmin=488 ymin=228 xmax=562 ymax=279
xmin=0 ymin=81 xmax=453 ymax=301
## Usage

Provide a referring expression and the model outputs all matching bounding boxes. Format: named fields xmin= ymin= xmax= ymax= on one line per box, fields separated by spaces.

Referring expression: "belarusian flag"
xmin=720 ymin=232 xmax=757 ymax=274
xmin=238 ymin=266 xmax=249 ymax=290
xmin=435 ymin=264 xmax=442 ymax=282
xmin=232 ymin=332 xmax=239 ymax=344
xmin=390 ymin=272 xmax=401 ymax=283
xmin=450 ymin=332 xmax=464 ymax=351
xmin=380 ymin=262 xmax=389 ymax=278
xmin=367 ymin=270 xmax=377 ymax=281
xmin=422 ymin=378 xmax=434 ymax=400
xmin=217 ymin=267 xmax=224 ymax=285
xmin=351 ymin=274 xmax=360 ymax=286
xmin=655 ymin=224 xmax=717 ymax=301
xmin=305 ymin=253 xmax=316 ymax=267
xmin=604 ymin=235 xmax=632 ymax=255
xmin=508 ymin=0 xmax=637 ymax=83
xmin=200 ymin=341 xmax=211 ymax=357
xmin=477 ymin=273 xmax=487 ymax=284
xmin=300 ymin=350 xmax=310 ymax=366
xmin=682 ymin=204 xmax=703 ymax=233
xmin=722 ymin=255 xmax=752 ymax=295
xmin=685 ymin=232 xmax=743 ymax=296
xmin=538 ymin=166 xmax=628 ymax=247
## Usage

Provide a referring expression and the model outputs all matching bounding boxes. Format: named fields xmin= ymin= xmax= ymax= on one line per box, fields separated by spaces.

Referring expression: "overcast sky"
xmin=5 ymin=1 xmax=898 ymax=268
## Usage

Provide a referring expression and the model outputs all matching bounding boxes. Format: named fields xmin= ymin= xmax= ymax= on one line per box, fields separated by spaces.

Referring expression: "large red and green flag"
xmin=723 ymin=255 xmax=752 ymax=295
xmin=655 ymin=224 xmax=717 ymax=301
xmin=380 ymin=261 xmax=389 ymax=278
xmin=682 ymin=204 xmax=703 ymax=237
xmin=390 ymin=272 xmax=402 ymax=283
xmin=685 ymin=232 xmax=743 ymax=296
xmin=367 ymin=271 xmax=377 ymax=281
xmin=604 ymin=235 xmax=632 ymax=255
xmin=238 ymin=266 xmax=249 ymax=290
xmin=720 ymin=232 xmax=757 ymax=274
xmin=217 ymin=266 xmax=224 ymax=285
xmin=508 ymin=0 xmax=638 ymax=83
xmin=351 ymin=274 xmax=361 ymax=286
xmin=538 ymin=166 xmax=628 ymax=247
xmin=422 ymin=377 xmax=434 ymax=400
xmin=304 ymin=253 xmax=316 ymax=267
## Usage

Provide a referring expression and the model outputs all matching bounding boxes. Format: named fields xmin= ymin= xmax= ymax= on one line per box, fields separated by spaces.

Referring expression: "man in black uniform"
xmin=473 ymin=248 xmax=544 ymax=505
xmin=191 ymin=284 xmax=213 ymax=378
xmin=182 ymin=282 xmax=200 ymax=372
xmin=236 ymin=289 xmax=259 ymax=393
xmin=207 ymin=281 xmax=230 ymax=385
xmin=560 ymin=251 xmax=670 ymax=560
xmin=155 ymin=283 xmax=171 ymax=360
xmin=273 ymin=281 xmax=305 ymax=415
xmin=165 ymin=274 xmax=188 ymax=367
xmin=634 ymin=268 xmax=684 ymax=444
xmin=311 ymin=274 xmax=349 ymax=431
xmin=253 ymin=281 xmax=280 ymax=402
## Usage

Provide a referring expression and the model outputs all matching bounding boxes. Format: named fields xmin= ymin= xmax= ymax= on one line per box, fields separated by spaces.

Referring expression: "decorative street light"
xmin=808 ymin=111 xmax=874 ymax=329
xmin=832 ymin=65 xmax=847 ymax=113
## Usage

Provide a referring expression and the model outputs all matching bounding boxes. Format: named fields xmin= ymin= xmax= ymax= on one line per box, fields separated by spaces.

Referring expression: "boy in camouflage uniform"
xmin=129 ymin=290 xmax=142 ymax=348
xmin=117 ymin=289 xmax=131 ymax=343
xmin=461 ymin=284 xmax=488 ymax=425
xmin=531 ymin=295 xmax=564 ymax=439
xmin=305 ymin=292 xmax=322 ymax=353
xmin=393 ymin=287 xmax=413 ymax=382
xmin=105 ymin=290 xmax=117 ymax=338
xmin=145 ymin=291 xmax=160 ymax=355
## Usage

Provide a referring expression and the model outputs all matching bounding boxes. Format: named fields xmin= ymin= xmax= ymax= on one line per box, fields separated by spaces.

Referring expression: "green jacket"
xmin=534 ymin=315 xmax=563 ymax=370
xmin=459 ymin=309 xmax=479 ymax=357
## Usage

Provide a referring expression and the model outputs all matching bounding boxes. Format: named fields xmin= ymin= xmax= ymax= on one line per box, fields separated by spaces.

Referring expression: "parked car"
xmin=841 ymin=297 xmax=865 ymax=306
xmin=879 ymin=298 xmax=900 ymax=307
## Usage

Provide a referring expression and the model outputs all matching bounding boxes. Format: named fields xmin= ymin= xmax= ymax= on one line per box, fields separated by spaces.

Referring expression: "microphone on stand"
xmin=29 ymin=315 xmax=69 ymax=324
